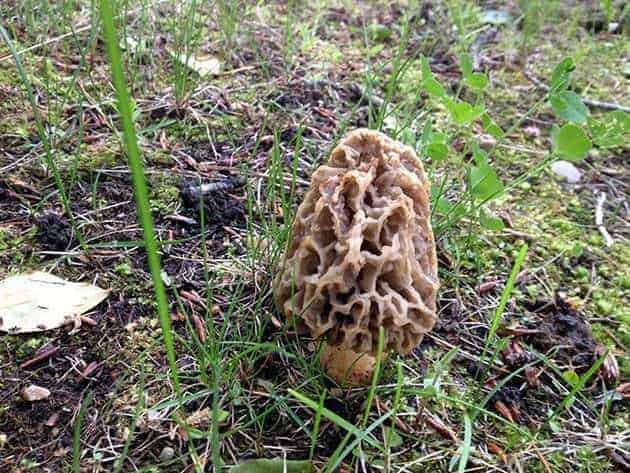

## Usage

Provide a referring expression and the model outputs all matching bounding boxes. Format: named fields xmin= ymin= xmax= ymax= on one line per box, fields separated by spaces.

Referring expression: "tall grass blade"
xmin=288 ymin=389 xmax=384 ymax=451
xmin=98 ymin=0 xmax=180 ymax=394
xmin=457 ymin=412 xmax=472 ymax=473
xmin=480 ymin=244 xmax=528 ymax=366
xmin=72 ymin=392 xmax=92 ymax=473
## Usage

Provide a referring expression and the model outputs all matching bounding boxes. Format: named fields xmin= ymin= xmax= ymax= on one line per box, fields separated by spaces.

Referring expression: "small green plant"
xmin=169 ymin=0 xmax=202 ymax=107
xmin=0 ymin=25 xmax=93 ymax=256
xmin=382 ymin=52 xmax=626 ymax=244
xmin=216 ymin=0 xmax=241 ymax=51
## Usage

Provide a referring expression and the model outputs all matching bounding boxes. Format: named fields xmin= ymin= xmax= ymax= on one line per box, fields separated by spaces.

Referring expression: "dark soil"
xmin=180 ymin=178 xmax=246 ymax=229
xmin=35 ymin=212 xmax=73 ymax=251
xmin=524 ymin=294 xmax=598 ymax=371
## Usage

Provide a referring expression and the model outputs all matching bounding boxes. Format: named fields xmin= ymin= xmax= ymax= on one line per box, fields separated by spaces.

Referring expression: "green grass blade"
xmin=0 ymin=24 xmax=89 ymax=254
xmin=551 ymin=348 xmax=609 ymax=420
xmin=114 ymin=362 xmax=146 ymax=473
xmin=481 ymin=244 xmax=528 ymax=366
xmin=288 ymin=389 xmax=383 ymax=451
xmin=326 ymin=411 xmax=393 ymax=473
xmin=73 ymin=392 xmax=93 ymax=473
xmin=361 ymin=326 xmax=385 ymax=429
xmin=98 ymin=0 xmax=180 ymax=394
xmin=457 ymin=412 xmax=472 ymax=473
xmin=309 ymin=390 xmax=327 ymax=460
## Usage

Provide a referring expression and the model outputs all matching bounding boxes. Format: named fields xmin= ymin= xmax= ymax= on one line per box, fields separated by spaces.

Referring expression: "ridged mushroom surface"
xmin=275 ymin=129 xmax=439 ymax=355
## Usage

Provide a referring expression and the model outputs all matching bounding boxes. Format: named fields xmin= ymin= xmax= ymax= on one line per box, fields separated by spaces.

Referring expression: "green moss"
xmin=3 ymin=335 xmax=51 ymax=360
xmin=0 ymin=229 xmax=10 ymax=251
xmin=576 ymin=445 xmax=610 ymax=473
xmin=150 ymin=182 xmax=180 ymax=216
xmin=78 ymin=149 xmax=124 ymax=171
xmin=114 ymin=262 xmax=134 ymax=277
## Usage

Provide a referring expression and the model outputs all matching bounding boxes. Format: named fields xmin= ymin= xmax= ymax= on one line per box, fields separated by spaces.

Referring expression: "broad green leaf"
xmin=611 ymin=110 xmax=629 ymax=131
xmin=479 ymin=208 xmax=505 ymax=231
xmin=366 ymin=24 xmax=392 ymax=41
xmin=465 ymin=72 xmax=489 ymax=91
xmin=550 ymin=91 xmax=588 ymax=124
xmin=469 ymin=162 xmax=504 ymax=201
xmin=550 ymin=57 xmax=575 ymax=92
xmin=432 ymin=193 xmax=452 ymax=215
xmin=446 ymin=100 xmax=485 ymax=125
xmin=384 ymin=427 xmax=404 ymax=448
xmin=562 ymin=370 xmax=579 ymax=388
xmin=553 ymin=123 xmax=591 ymax=161
xmin=472 ymin=142 xmax=488 ymax=165
xmin=431 ymin=132 xmax=447 ymax=143
xmin=482 ymin=113 xmax=504 ymax=138
xmin=423 ymin=77 xmax=446 ymax=98
xmin=230 ymin=459 xmax=313 ymax=473
xmin=459 ymin=53 xmax=473 ymax=77
xmin=427 ymin=142 xmax=449 ymax=161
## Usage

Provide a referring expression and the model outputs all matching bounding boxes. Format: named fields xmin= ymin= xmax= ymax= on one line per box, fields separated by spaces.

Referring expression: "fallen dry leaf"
xmin=616 ymin=383 xmax=630 ymax=398
xmin=424 ymin=415 xmax=458 ymax=442
xmin=186 ymin=408 xmax=211 ymax=429
xmin=494 ymin=400 xmax=514 ymax=422
xmin=596 ymin=345 xmax=619 ymax=383
xmin=191 ymin=314 xmax=206 ymax=343
xmin=487 ymin=441 xmax=508 ymax=463
xmin=0 ymin=271 xmax=109 ymax=333
xmin=524 ymin=366 xmax=541 ymax=388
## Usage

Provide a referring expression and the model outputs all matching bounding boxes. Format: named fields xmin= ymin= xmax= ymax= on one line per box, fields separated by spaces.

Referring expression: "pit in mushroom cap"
xmin=275 ymin=128 xmax=439 ymax=383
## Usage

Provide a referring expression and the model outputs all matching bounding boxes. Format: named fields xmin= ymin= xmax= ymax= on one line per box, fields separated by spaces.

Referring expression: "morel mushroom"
xmin=275 ymin=129 xmax=439 ymax=385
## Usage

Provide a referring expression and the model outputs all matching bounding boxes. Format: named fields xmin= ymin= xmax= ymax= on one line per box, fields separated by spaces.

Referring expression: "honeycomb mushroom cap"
xmin=275 ymin=129 xmax=439 ymax=356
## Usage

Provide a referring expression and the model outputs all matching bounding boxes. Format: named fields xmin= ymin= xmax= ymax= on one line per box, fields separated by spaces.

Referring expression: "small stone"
xmin=159 ymin=446 xmax=175 ymax=462
xmin=551 ymin=160 xmax=582 ymax=183
xmin=0 ymin=433 xmax=7 ymax=448
xmin=22 ymin=385 xmax=51 ymax=402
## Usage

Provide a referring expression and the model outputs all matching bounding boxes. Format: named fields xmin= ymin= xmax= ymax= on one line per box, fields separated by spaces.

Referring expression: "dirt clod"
xmin=180 ymin=178 xmax=245 ymax=228
xmin=35 ymin=212 xmax=73 ymax=251
xmin=524 ymin=294 xmax=598 ymax=371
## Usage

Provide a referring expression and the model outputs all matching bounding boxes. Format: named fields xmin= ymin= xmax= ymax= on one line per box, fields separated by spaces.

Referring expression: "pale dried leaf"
xmin=0 ymin=271 xmax=109 ymax=333
xmin=176 ymin=53 xmax=221 ymax=76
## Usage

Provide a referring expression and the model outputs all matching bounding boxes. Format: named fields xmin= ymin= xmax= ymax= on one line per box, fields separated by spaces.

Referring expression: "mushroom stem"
xmin=320 ymin=343 xmax=378 ymax=386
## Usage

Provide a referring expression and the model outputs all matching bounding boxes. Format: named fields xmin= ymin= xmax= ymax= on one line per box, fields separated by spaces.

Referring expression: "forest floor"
xmin=0 ymin=1 xmax=628 ymax=472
